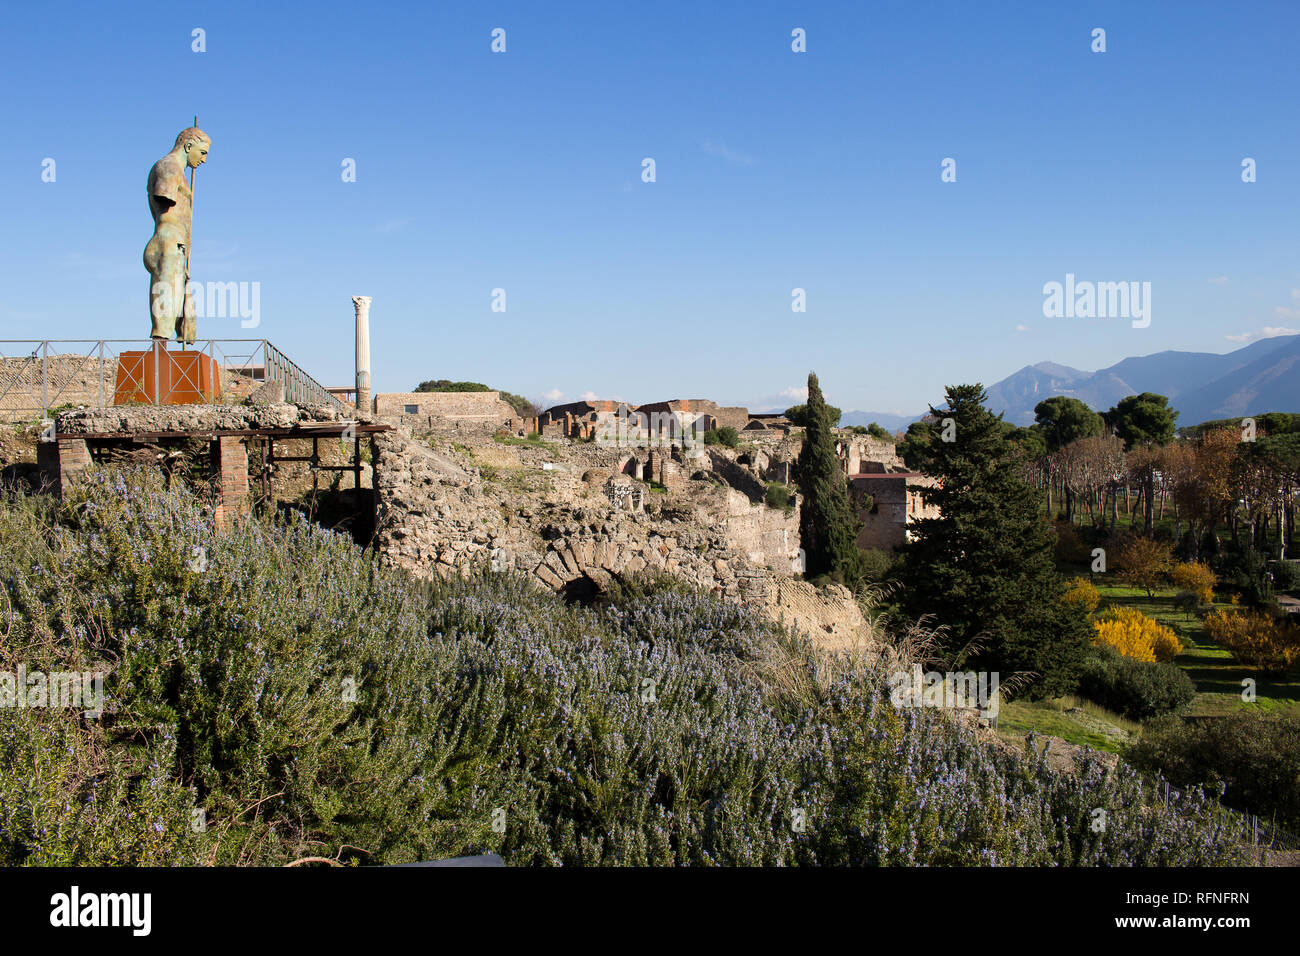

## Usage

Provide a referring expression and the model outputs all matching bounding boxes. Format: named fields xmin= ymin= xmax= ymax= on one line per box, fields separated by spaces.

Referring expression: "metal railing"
xmin=261 ymin=340 xmax=345 ymax=410
xmin=0 ymin=339 xmax=344 ymax=418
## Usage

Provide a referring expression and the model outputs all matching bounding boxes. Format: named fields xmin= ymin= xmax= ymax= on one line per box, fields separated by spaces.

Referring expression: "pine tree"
xmin=795 ymin=372 xmax=863 ymax=587
xmin=1107 ymin=392 xmax=1178 ymax=536
xmin=897 ymin=384 xmax=1092 ymax=699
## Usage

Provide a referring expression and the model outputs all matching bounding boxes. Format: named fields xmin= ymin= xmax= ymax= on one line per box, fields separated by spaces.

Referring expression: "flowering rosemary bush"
xmin=0 ymin=469 xmax=1247 ymax=866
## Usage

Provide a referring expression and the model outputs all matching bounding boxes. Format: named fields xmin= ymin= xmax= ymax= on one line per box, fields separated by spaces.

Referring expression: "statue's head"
xmin=173 ymin=127 xmax=211 ymax=168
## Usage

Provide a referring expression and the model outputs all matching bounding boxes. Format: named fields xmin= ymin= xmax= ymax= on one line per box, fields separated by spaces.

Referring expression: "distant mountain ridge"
xmin=983 ymin=334 xmax=1300 ymax=427
xmin=773 ymin=335 xmax=1300 ymax=434
xmin=837 ymin=410 xmax=920 ymax=432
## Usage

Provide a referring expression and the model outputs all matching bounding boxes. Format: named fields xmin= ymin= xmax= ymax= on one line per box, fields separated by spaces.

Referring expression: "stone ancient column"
xmin=352 ymin=296 xmax=372 ymax=413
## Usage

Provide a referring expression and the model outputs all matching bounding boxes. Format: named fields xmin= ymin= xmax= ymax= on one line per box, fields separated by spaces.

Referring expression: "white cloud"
xmin=580 ymin=390 xmax=599 ymax=401
xmin=701 ymin=140 xmax=755 ymax=166
xmin=1271 ymin=289 xmax=1300 ymax=321
xmin=778 ymin=385 xmax=807 ymax=401
xmin=540 ymin=388 xmax=564 ymax=402
xmin=1224 ymin=326 xmax=1299 ymax=344
xmin=1015 ymin=324 xmax=1030 ymax=332
xmin=1208 ymin=275 xmax=1229 ymax=285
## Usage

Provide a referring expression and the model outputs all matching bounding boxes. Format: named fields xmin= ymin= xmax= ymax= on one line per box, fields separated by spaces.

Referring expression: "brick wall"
xmin=212 ymin=436 xmax=250 ymax=531
xmin=36 ymin=438 xmax=92 ymax=496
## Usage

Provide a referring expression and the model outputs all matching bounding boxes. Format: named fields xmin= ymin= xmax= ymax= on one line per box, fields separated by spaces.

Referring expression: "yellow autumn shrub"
xmin=1204 ymin=608 xmax=1300 ymax=673
xmin=1063 ymin=576 xmax=1101 ymax=613
xmin=1092 ymin=607 xmax=1182 ymax=663
xmin=1170 ymin=561 xmax=1216 ymax=605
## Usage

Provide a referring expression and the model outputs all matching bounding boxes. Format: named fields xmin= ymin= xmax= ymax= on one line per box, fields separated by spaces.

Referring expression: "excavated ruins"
xmin=20 ymin=399 xmax=883 ymax=646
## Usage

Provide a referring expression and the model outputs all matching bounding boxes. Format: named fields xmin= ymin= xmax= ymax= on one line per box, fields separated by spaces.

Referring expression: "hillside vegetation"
xmin=0 ymin=469 xmax=1248 ymax=865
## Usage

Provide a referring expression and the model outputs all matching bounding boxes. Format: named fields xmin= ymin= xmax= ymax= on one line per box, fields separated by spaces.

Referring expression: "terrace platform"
xmin=38 ymin=403 xmax=390 ymax=533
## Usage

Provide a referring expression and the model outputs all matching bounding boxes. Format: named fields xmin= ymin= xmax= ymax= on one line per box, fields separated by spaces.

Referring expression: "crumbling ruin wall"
xmin=371 ymin=432 xmax=506 ymax=575
xmin=368 ymin=427 xmax=826 ymax=613
xmin=370 ymin=428 xmax=776 ymax=602
xmin=840 ymin=434 xmax=904 ymax=475
xmin=717 ymin=487 xmax=801 ymax=572
xmin=764 ymin=579 xmax=874 ymax=652
xmin=53 ymin=401 xmax=344 ymax=435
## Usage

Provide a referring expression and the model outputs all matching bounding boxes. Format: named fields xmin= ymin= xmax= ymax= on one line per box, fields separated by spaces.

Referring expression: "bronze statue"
xmin=144 ymin=126 xmax=209 ymax=344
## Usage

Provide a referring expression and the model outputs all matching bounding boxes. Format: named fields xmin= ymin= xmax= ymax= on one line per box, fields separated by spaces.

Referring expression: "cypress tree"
xmin=795 ymin=372 xmax=863 ymax=587
xmin=896 ymin=384 xmax=1092 ymax=699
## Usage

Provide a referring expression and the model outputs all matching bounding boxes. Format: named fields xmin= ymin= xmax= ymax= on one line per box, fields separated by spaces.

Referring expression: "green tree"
xmin=896 ymin=384 xmax=1093 ymax=699
xmin=849 ymin=422 xmax=894 ymax=440
xmin=897 ymin=418 xmax=939 ymax=471
xmin=1109 ymin=393 xmax=1178 ymax=448
xmin=1034 ymin=397 xmax=1104 ymax=522
xmin=414 ymin=379 xmax=538 ymax=417
xmin=1034 ymin=397 xmax=1103 ymax=452
xmin=794 ymin=373 xmax=862 ymax=587
xmin=1108 ymin=393 xmax=1178 ymax=535
xmin=703 ymin=426 xmax=740 ymax=448
xmin=1249 ymin=432 xmax=1300 ymax=559
xmin=415 ymin=379 xmax=490 ymax=392
xmin=786 ymin=402 xmax=841 ymax=428
xmin=1006 ymin=425 xmax=1048 ymax=458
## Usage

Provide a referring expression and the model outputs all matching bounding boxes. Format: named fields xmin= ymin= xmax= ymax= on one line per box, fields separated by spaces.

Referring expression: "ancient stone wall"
xmin=373 ymin=391 xmax=516 ymax=426
xmin=34 ymin=400 xmax=873 ymax=649
xmin=713 ymin=406 xmax=750 ymax=430
xmin=851 ymin=473 xmax=938 ymax=551
xmin=841 ymin=434 xmax=904 ymax=476
xmin=369 ymin=428 xmax=809 ymax=610
xmin=717 ymin=486 xmax=801 ymax=572
xmin=55 ymin=401 xmax=335 ymax=435
xmin=764 ymin=579 xmax=874 ymax=652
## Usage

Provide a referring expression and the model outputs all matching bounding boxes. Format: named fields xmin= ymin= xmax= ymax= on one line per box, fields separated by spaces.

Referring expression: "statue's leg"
xmin=149 ymin=242 xmax=187 ymax=340
xmin=145 ymin=236 xmax=170 ymax=340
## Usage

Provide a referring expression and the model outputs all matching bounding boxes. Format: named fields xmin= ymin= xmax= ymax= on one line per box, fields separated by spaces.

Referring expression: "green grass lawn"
xmin=1092 ymin=581 xmax=1300 ymax=717
xmin=996 ymin=696 xmax=1141 ymax=754
xmin=998 ymin=575 xmax=1300 ymax=750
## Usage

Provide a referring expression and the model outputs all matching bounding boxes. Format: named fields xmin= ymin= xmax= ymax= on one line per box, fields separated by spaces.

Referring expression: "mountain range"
xmin=839 ymin=334 xmax=1300 ymax=432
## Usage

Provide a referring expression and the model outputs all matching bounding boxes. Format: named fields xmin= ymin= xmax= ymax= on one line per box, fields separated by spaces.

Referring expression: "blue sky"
xmin=2 ymin=1 xmax=1298 ymax=415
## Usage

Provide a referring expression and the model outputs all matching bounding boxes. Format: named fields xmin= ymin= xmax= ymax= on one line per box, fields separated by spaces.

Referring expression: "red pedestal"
xmin=114 ymin=343 xmax=219 ymax=405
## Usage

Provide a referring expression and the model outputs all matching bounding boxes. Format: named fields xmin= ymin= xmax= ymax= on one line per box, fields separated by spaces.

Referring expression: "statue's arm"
xmin=149 ymin=161 xmax=185 ymax=209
